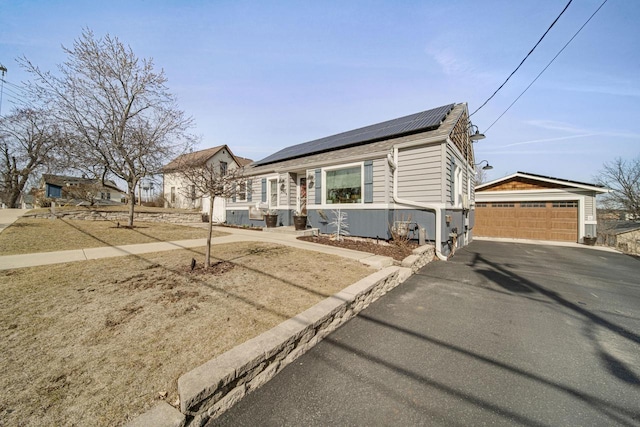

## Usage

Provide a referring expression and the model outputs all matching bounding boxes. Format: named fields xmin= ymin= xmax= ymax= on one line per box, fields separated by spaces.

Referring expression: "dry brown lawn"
xmin=0 ymin=218 xmax=219 ymax=255
xmin=0 ymin=242 xmax=372 ymax=426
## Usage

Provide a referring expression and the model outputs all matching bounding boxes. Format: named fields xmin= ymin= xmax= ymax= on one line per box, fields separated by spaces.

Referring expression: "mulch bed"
xmin=298 ymin=235 xmax=418 ymax=261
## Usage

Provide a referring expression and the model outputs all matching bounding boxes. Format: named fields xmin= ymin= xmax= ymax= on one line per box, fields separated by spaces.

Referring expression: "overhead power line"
xmin=470 ymin=0 xmax=574 ymax=117
xmin=484 ymin=0 xmax=609 ymax=133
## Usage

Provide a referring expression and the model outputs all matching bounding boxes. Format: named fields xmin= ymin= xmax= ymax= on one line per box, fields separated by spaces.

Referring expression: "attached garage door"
xmin=474 ymin=201 xmax=578 ymax=242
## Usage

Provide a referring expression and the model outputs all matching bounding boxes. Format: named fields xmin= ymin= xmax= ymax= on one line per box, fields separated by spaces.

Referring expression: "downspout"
xmin=388 ymin=144 xmax=448 ymax=261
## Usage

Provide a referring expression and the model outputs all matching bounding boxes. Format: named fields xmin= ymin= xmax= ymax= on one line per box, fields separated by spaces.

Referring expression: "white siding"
xmin=278 ymin=173 xmax=289 ymax=207
xmin=585 ymin=195 xmax=595 ymax=219
xmin=289 ymin=173 xmax=297 ymax=207
xmin=397 ymin=144 xmax=442 ymax=204
xmin=372 ymin=158 xmax=387 ymax=203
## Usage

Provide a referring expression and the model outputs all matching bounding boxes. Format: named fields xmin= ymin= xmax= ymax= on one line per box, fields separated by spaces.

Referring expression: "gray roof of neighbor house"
xmin=246 ymin=103 xmax=463 ymax=174
xmin=253 ymin=103 xmax=456 ymax=167
xmin=41 ymin=174 xmax=124 ymax=193
xmin=163 ymin=145 xmax=253 ymax=172
xmin=601 ymin=221 xmax=640 ymax=235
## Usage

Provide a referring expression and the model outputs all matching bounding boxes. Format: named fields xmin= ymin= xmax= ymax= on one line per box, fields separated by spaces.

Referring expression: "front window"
xmin=326 ymin=166 xmax=361 ymax=204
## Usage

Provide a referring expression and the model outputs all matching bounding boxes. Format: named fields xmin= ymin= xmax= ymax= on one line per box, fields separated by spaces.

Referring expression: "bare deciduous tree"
xmin=475 ymin=166 xmax=490 ymax=186
xmin=0 ymin=108 xmax=62 ymax=207
xmin=171 ymin=158 xmax=245 ymax=268
xmin=21 ymin=28 xmax=194 ymax=226
xmin=595 ymin=156 xmax=640 ymax=219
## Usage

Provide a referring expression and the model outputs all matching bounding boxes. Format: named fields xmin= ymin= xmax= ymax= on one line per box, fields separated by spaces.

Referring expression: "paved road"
xmin=212 ymin=240 xmax=640 ymax=426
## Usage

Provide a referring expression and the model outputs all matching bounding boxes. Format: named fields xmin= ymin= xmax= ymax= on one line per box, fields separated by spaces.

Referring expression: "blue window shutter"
xmin=231 ymin=182 xmax=237 ymax=203
xmin=314 ymin=169 xmax=321 ymax=204
xmin=247 ymin=180 xmax=252 ymax=202
xmin=261 ymin=178 xmax=267 ymax=203
xmin=364 ymin=161 xmax=373 ymax=203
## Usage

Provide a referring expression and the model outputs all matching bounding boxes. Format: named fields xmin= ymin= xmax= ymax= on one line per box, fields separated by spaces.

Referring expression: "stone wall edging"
xmin=24 ymin=210 xmax=203 ymax=224
xmin=126 ymin=245 xmax=436 ymax=427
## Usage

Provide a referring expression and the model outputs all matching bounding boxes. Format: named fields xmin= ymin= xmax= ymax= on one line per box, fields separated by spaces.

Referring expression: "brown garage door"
xmin=474 ymin=201 xmax=578 ymax=242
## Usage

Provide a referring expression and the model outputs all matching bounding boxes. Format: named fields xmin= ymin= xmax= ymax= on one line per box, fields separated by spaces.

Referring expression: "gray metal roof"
xmin=253 ymin=103 xmax=455 ymax=166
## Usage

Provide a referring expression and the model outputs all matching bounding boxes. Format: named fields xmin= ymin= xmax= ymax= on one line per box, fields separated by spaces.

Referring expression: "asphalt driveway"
xmin=212 ymin=240 xmax=640 ymax=426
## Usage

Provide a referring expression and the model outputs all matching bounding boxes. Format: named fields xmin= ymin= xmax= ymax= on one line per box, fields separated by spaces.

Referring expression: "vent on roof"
xmin=254 ymin=103 xmax=455 ymax=166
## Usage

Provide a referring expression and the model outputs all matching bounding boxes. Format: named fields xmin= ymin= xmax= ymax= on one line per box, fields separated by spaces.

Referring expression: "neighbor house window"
xmin=325 ymin=165 xmax=362 ymax=204
xmin=170 ymin=187 xmax=176 ymax=203
xmin=220 ymin=161 xmax=228 ymax=176
xmin=190 ymin=185 xmax=196 ymax=201
xmin=100 ymin=192 xmax=111 ymax=200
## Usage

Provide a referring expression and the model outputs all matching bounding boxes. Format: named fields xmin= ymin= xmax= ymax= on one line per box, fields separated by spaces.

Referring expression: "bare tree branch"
xmin=0 ymin=108 xmax=63 ymax=207
xmin=595 ymin=157 xmax=640 ymax=219
xmin=169 ymin=157 xmax=245 ymax=268
xmin=20 ymin=28 xmax=195 ymax=225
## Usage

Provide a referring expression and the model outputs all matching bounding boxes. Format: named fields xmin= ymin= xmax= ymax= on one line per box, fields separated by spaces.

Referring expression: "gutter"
xmin=389 ymin=137 xmax=448 ymax=261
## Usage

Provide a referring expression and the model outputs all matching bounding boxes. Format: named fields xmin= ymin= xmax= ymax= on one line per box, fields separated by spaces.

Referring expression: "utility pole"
xmin=0 ymin=64 xmax=7 ymax=116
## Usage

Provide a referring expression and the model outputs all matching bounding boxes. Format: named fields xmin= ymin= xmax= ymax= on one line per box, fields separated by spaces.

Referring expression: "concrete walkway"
xmin=0 ymin=208 xmax=28 ymax=234
xmin=0 ymin=225 xmax=393 ymax=270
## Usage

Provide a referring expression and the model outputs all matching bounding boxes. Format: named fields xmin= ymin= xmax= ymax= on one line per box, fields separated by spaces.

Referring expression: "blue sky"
xmin=1 ymin=0 xmax=638 ymax=183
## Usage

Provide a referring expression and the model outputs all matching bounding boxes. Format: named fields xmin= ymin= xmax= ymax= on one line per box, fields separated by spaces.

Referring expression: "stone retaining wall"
xmin=25 ymin=210 xmax=203 ymax=224
xmin=127 ymin=246 xmax=436 ymax=427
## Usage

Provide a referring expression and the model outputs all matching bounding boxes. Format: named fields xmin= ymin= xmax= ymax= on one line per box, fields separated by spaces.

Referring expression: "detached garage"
xmin=474 ymin=172 xmax=608 ymax=243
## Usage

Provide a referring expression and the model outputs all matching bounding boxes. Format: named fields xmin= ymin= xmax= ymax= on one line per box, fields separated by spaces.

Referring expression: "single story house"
xmin=162 ymin=145 xmax=252 ymax=221
xmin=224 ymin=102 xmax=481 ymax=259
xmin=598 ymin=221 xmax=640 ymax=255
xmin=39 ymin=174 xmax=126 ymax=205
xmin=475 ymin=172 xmax=608 ymax=243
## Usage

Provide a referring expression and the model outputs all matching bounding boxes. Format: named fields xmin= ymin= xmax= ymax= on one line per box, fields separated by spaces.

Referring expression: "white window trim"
xmin=267 ymin=177 xmax=279 ymax=209
xmin=322 ymin=161 xmax=365 ymax=206
xmin=453 ymin=163 xmax=463 ymax=207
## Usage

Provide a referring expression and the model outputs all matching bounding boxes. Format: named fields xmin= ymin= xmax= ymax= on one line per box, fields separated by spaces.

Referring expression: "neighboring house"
xmin=39 ymin=174 xmax=126 ymax=205
xmin=598 ymin=221 xmax=640 ymax=255
xmin=475 ymin=172 xmax=608 ymax=243
xmin=225 ymin=102 xmax=480 ymax=259
xmin=162 ymin=145 xmax=251 ymax=221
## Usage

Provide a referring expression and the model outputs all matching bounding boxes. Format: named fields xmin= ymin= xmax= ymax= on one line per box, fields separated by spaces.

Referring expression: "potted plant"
xmin=292 ymin=209 xmax=307 ymax=231
xmin=264 ymin=210 xmax=278 ymax=228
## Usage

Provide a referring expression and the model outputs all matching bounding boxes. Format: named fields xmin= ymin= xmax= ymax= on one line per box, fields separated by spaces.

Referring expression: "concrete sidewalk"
xmin=0 ymin=208 xmax=27 ymax=234
xmin=0 ymin=225 xmax=393 ymax=270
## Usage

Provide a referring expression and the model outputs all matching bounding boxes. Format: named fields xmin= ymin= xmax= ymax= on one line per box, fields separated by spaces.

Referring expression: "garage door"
xmin=474 ymin=201 xmax=578 ymax=242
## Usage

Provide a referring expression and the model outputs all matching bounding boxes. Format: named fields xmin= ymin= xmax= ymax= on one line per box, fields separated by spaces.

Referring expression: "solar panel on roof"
xmin=253 ymin=103 xmax=455 ymax=166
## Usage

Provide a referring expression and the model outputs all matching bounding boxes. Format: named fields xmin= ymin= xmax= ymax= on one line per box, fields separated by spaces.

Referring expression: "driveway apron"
xmin=212 ymin=240 xmax=640 ymax=426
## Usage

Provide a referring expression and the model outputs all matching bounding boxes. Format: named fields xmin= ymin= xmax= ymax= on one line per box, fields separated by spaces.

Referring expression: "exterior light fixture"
xmin=469 ymin=124 xmax=486 ymax=141
xmin=475 ymin=160 xmax=493 ymax=170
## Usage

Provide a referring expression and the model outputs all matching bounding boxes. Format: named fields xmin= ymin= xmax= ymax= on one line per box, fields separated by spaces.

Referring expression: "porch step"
xmin=262 ymin=226 xmax=319 ymax=237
